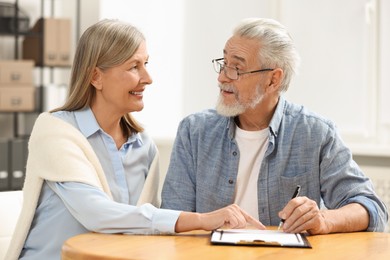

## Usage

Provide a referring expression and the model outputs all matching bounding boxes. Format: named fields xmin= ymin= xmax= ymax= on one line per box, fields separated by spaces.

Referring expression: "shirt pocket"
xmin=279 ymin=172 xmax=321 ymax=206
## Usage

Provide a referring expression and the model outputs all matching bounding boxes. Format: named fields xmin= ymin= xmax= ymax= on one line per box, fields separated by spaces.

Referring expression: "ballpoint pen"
xmin=278 ymin=185 xmax=301 ymax=230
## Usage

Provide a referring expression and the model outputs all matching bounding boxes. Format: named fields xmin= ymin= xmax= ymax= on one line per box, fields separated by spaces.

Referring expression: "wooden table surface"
xmin=62 ymin=229 xmax=390 ymax=260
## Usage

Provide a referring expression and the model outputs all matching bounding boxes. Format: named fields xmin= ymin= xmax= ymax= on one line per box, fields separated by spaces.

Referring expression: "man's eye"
xmin=232 ymin=66 xmax=241 ymax=72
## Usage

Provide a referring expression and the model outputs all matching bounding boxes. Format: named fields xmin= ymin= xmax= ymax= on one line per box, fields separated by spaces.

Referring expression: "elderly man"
xmin=161 ymin=18 xmax=388 ymax=234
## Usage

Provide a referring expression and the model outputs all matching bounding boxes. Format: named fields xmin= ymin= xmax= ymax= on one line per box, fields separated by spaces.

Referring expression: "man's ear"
xmin=267 ymin=68 xmax=284 ymax=93
xmin=91 ymin=67 xmax=103 ymax=90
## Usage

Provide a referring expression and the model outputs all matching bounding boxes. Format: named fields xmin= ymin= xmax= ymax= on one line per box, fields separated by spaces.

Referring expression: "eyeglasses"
xmin=212 ymin=58 xmax=274 ymax=80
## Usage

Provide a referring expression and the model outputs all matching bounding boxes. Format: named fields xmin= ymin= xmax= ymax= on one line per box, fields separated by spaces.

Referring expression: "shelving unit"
xmin=0 ymin=0 xmax=80 ymax=191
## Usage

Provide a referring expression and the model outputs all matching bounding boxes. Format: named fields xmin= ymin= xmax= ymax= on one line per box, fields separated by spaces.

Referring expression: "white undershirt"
xmin=233 ymin=126 xmax=269 ymax=220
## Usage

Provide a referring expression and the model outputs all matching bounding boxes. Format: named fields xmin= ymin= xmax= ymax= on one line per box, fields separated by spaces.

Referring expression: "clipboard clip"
xmin=237 ymin=240 xmax=281 ymax=246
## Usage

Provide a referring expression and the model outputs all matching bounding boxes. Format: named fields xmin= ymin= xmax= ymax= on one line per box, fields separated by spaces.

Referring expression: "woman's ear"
xmin=91 ymin=67 xmax=103 ymax=90
xmin=267 ymin=68 xmax=284 ymax=93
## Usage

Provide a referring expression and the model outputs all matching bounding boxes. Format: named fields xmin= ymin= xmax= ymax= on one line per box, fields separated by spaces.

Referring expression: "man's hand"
xmin=278 ymin=197 xmax=369 ymax=235
xmin=278 ymin=196 xmax=329 ymax=234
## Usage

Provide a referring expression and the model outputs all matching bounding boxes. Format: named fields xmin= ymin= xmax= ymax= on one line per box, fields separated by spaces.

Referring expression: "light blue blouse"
xmin=20 ymin=108 xmax=180 ymax=260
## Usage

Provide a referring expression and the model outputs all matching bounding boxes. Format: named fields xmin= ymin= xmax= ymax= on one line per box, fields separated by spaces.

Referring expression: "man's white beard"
xmin=216 ymin=84 xmax=264 ymax=117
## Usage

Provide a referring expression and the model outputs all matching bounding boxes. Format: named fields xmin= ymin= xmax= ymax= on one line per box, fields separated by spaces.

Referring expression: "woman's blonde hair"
xmin=52 ymin=19 xmax=145 ymax=135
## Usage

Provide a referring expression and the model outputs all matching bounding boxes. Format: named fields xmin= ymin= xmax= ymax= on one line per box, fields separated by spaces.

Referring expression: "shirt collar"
xmin=74 ymin=107 xmax=144 ymax=147
xmin=74 ymin=107 xmax=100 ymax=138
xmin=127 ymin=131 xmax=144 ymax=148
xmin=227 ymin=117 xmax=236 ymax=140
xmin=226 ymin=96 xmax=286 ymax=139
xmin=268 ymin=96 xmax=286 ymax=138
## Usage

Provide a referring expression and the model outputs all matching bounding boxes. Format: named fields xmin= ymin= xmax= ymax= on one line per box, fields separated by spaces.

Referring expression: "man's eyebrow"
xmin=222 ymin=50 xmax=246 ymax=64
xmin=232 ymin=55 xmax=245 ymax=63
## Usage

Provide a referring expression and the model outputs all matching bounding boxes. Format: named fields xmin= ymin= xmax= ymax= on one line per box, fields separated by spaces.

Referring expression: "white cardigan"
xmin=6 ymin=112 xmax=164 ymax=260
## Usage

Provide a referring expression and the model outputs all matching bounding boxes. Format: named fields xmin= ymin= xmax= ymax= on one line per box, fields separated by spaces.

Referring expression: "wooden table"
xmin=62 ymin=229 xmax=390 ymax=260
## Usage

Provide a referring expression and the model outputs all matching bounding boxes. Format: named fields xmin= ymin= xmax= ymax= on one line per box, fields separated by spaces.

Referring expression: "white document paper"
xmin=211 ymin=229 xmax=311 ymax=248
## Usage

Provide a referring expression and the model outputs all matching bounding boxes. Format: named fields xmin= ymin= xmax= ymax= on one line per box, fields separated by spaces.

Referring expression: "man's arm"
xmin=161 ymin=120 xmax=197 ymax=211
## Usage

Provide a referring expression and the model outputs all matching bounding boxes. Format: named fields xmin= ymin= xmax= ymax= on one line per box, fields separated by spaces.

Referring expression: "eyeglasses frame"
xmin=212 ymin=58 xmax=274 ymax=80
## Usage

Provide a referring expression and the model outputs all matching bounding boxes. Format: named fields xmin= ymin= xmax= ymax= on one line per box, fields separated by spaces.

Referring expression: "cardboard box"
xmin=57 ymin=19 xmax=72 ymax=67
xmin=0 ymin=87 xmax=35 ymax=111
xmin=0 ymin=60 xmax=34 ymax=86
xmin=22 ymin=18 xmax=72 ymax=67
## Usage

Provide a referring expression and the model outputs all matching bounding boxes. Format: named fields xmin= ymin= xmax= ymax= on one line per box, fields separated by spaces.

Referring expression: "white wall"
xmin=280 ymin=0 xmax=390 ymax=157
xmin=100 ymin=0 xmax=185 ymax=141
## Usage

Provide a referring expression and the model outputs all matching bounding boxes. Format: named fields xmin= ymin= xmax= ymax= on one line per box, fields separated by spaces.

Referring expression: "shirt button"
xmin=232 ymin=151 xmax=237 ymax=156
xmin=228 ymin=179 xmax=234 ymax=184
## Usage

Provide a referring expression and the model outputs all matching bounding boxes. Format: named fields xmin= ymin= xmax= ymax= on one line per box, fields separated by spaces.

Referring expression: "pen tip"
xmin=277 ymin=222 xmax=283 ymax=230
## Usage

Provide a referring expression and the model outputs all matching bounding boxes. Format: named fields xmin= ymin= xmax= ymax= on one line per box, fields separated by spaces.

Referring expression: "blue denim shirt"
xmin=162 ymin=96 xmax=388 ymax=231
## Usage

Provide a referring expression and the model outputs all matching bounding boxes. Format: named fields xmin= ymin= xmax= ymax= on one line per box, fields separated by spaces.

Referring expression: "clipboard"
xmin=210 ymin=229 xmax=312 ymax=248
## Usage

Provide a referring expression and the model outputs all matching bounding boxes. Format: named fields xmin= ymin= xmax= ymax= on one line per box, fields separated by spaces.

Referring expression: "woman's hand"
xmin=175 ymin=204 xmax=265 ymax=232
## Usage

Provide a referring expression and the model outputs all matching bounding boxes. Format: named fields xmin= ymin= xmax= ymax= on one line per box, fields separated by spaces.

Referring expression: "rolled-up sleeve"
xmin=344 ymin=196 xmax=388 ymax=232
